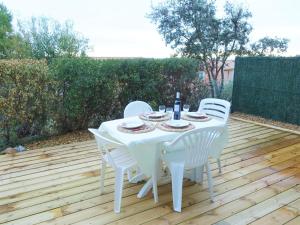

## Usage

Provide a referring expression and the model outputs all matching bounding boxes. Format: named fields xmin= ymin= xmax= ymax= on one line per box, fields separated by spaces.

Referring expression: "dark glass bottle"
xmin=173 ymin=91 xmax=181 ymax=120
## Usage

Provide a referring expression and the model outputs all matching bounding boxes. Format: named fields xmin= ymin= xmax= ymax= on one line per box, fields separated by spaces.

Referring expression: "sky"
xmin=1 ymin=0 xmax=300 ymax=58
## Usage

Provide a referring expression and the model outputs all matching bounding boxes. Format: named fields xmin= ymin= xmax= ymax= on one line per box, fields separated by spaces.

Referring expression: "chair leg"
xmin=217 ymin=159 xmax=222 ymax=173
xmin=127 ymin=168 xmax=133 ymax=181
xmin=152 ymin=171 xmax=159 ymax=203
xmin=190 ymin=168 xmax=196 ymax=182
xmin=196 ymin=165 xmax=204 ymax=184
xmin=205 ymin=162 xmax=215 ymax=202
xmin=170 ymin=163 xmax=184 ymax=212
xmin=114 ymin=168 xmax=125 ymax=213
xmin=100 ymin=161 xmax=106 ymax=194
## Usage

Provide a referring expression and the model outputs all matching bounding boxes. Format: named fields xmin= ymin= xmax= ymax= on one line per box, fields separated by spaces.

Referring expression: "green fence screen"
xmin=232 ymin=57 xmax=300 ymax=125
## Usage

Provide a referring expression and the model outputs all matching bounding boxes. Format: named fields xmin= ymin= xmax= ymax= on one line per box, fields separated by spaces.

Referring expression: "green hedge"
xmin=50 ymin=57 xmax=209 ymax=131
xmin=0 ymin=57 xmax=210 ymax=149
xmin=0 ymin=60 xmax=55 ymax=148
xmin=232 ymin=57 xmax=300 ymax=125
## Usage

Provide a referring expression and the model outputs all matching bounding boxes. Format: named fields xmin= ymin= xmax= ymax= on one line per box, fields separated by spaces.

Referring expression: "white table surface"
xmin=98 ymin=115 xmax=224 ymax=177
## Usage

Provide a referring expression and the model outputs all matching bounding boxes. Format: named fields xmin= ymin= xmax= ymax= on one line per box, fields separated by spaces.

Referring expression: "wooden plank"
xmin=284 ymin=216 xmax=300 ymax=225
xmin=0 ymin=119 xmax=299 ymax=225
xmin=0 ymin=144 xmax=98 ymax=167
xmin=229 ymin=126 xmax=272 ymax=137
xmin=111 ymin=175 xmax=300 ymax=225
xmin=0 ymin=141 xmax=95 ymax=161
xmin=248 ymin=198 xmax=300 ymax=225
xmin=216 ymin=186 xmax=300 ymax=225
xmin=211 ymin=136 xmax=300 ymax=170
xmin=223 ymin=133 xmax=290 ymax=154
xmin=226 ymin=130 xmax=283 ymax=148
xmin=228 ymin=129 xmax=279 ymax=143
xmin=3 ymin=134 xmax=298 ymax=197
xmin=231 ymin=116 xmax=300 ymax=135
xmin=0 ymin=154 xmax=100 ymax=180
xmin=34 ymin=164 xmax=300 ymax=225
xmin=1 ymin=155 xmax=298 ymax=225
xmin=70 ymin=170 xmax=300 ymax=225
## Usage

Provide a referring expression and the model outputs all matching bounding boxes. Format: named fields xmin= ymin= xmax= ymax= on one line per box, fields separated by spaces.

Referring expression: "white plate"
xmin=121 ymin=120 xmax=144 ymax=129
xmin=165 ymin=120 xmax=190 ymax=128
xmin=148 ymin=112 xmax=166 ymax=118
xmin=186 ymin=112 xmax=207 ymax=118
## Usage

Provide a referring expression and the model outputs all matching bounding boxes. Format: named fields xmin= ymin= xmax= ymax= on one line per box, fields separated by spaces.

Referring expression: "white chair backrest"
xmin=198 ymin=98 xmax=231 ymax=123
xmin=163 ymin=126 xmax=225 ymax=168
xmin=88 ymin=128 xmax=123 ymax=169
xmin=124 ymin=101 xmax=153 ymax=118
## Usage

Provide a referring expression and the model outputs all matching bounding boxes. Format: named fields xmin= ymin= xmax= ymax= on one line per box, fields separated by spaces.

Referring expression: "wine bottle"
xmin=173 ymin=91 xmax=181 ymax=120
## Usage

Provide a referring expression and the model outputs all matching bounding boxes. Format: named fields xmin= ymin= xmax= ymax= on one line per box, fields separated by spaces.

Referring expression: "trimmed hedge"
xmin=232 ymin=57 xmax=300 ymax=125
xmin=0 ymin=57 xmax=210 ymax=149
xmin=50 ymin=57 xmax=209 ymax=131
xmin=0 ymin=60 xmax=55 ymax=148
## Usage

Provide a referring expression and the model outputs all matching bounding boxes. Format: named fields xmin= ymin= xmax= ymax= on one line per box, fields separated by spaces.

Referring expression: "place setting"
xmin=139 ymin=105 xmax=171 ymax=122
xmin=181 ymin=111 xmax=211 ymax=122
xmin=157 ymin=119 xmax=195 ymax=132
xmin=117 ymin=119 xmax=156 ymax=134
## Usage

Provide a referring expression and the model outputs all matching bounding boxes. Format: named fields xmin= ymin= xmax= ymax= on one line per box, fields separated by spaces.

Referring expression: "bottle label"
xmin=174 ymin=105 xmax=180 ymax=112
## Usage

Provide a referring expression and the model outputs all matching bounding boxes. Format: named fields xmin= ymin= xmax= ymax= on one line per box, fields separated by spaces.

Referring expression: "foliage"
xmin=218 ymin=81 xmax=233 ymax=102
xmin=17 ymin=17 xmax=89 ymax=61
xmin=0 ymin=3 xmax=13 ymax=58
xmin=50 ymin=57 xmax=207 ymax=131
xmin=232 ymin=57 xmax=300 ymax=125
xmin=0 ymin=57 xmax=210 ymax=149
xmin=148 ymin=0 xmax=289 ymax=98
xmin=186 ymin=78 xmax=210 ymax=111
xmin=0 ymin=3 xmax=31 ymax=59
xmin=0 ymin=59 xmax=55 ymax=148
xmin=250 ymin=37 xmax=289 ymax=56
xmin=148 ymin=0 xmax=252 ymax=98
xmin=50 ymin=57 xmax=121 ymax=131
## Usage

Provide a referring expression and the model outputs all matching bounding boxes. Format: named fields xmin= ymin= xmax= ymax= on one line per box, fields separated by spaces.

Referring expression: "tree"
xmin=0 ymin=3 xmax=13 ymax=58
xmin=17 ymin=17 xmax=89 ymax=61
xmin=250 ymin=37 xmax=289 ymax=56
xmin=148 ymin=0 xmax=289 ymax=97
xmin=0 ymin=3 xmax=33 ymax=59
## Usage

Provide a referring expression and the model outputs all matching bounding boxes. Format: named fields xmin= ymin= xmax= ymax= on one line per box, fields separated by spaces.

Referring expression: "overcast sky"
xmin=1 ymin=0 xmax=300 ymax=58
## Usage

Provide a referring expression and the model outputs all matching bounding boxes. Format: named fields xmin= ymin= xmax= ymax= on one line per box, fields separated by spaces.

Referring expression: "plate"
xmin=165 ymin=120 xmax=190 ymax=128
xmin=186 ymin=112 xmax=208 ymax=119
xmin=121 ymin=120 xmax=144 ymax=129
xmin=148 ymin=112 xmax=166 ymax=118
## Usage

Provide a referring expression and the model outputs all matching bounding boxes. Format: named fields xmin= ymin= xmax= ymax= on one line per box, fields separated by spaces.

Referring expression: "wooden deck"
xmin=0 ymin=118 xmax=299 ymax=225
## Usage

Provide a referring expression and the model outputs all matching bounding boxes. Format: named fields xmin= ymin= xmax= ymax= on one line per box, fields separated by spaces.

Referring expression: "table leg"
xmin=137 ymin=178 xmax=153 ymax=198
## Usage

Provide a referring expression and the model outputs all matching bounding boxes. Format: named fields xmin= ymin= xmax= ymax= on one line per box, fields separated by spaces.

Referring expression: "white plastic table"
xmin=98 ymin=115 xmax=224 ymax=200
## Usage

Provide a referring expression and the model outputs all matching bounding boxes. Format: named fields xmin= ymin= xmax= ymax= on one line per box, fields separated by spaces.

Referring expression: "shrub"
xmin=0 ymin=59 xmax=55 ymax=149
xmin=0 ymin=57 xmax=211 ymax=149
xmin=50 ymin=57 xmax=121 ymax=131
xmin=50 ymin=57 xmax=209 ymax=131
xmin=219 ymin=81 xmax=233 ymax=102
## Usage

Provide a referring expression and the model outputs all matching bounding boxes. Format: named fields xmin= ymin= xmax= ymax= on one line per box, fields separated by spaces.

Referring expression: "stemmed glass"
xmin=183 ymin=104 xmax=190 ymax=112
xmin=159 ymin=105 xmax=166 ymax=113
xmin=166 ymin=107 xmax=173 ymax=114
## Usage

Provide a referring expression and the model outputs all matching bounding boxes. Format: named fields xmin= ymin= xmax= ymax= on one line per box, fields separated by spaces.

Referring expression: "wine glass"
xmin=159 ymin=105 xmax=166 ymax=112
xmin=183 ymin=104 xmax=190 ymax=112
xmin=166 ymin=107 xmax=173 ymax=114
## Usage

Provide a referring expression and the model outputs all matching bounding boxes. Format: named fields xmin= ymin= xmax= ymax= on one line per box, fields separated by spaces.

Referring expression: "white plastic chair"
xmin=161 ymin=126 xmax=225 ymax=212
xmin=124 ymin=101 xmax=153 ymax=118
xmin=88 ymin=128 xmax=143 ymax=213
xmin=123 ymin=100 xmax=153 ymax=183
xmin=198 ymin=98 xmax=231 ymax=123
xmin=198 ymin=98 xmax=231 ymax=173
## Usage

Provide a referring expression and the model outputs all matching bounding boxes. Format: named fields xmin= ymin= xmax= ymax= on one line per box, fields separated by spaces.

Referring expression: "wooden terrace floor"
xmin=0 ymin=118 xmax=299 ymax=225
